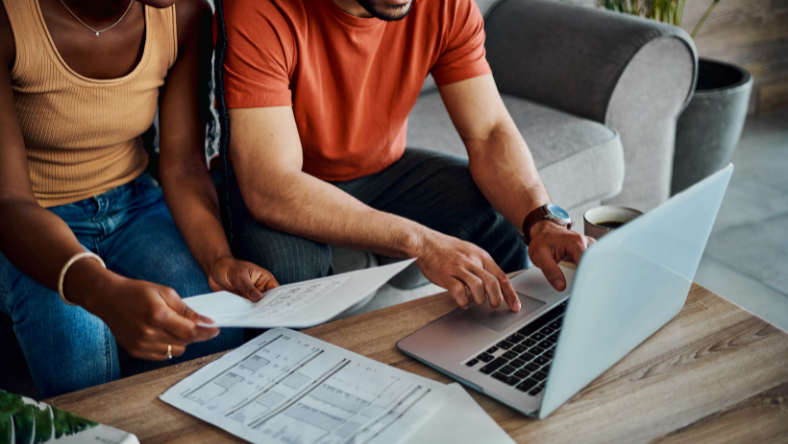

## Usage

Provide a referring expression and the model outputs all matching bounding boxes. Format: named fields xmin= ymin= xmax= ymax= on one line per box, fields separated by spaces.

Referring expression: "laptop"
xmin=397 ymin=165 xmax=733 ymax=418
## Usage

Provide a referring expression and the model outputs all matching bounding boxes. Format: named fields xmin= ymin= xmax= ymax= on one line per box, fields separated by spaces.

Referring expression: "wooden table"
xmin=47 ymin=284 xmax=788 ymax=444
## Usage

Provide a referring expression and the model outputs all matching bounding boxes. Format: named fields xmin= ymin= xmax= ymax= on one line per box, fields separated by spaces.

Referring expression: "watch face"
xmin=545 ymin=203 xmax=570 ymax=222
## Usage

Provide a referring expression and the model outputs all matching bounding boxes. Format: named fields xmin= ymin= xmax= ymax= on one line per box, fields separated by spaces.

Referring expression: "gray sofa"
xmin=335 ymin=0 xmax=697 ymax=287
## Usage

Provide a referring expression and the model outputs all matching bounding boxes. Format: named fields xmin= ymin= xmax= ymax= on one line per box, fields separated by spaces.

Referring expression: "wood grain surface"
xmin=46 ymin=284 xmax=788 ymax=444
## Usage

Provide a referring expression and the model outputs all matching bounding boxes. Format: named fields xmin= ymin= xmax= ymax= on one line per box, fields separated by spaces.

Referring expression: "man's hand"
xmin=88 ymin=277 xmax=220 ymax=361
xmin=415 ymin=231 xmax=521 ymax=312
xmin=207 ymin=257 xmax=280 ymax=302
xmin=528 ymin=221 xmax=595 ymax=291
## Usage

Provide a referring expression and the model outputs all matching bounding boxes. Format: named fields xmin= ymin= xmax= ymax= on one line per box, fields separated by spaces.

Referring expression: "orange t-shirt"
xmin=219 ymin=0 xmax=491 ymax=181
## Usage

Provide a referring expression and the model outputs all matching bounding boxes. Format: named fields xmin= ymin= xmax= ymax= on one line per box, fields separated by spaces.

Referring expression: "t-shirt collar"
xmin=321 ymin=0 xmax=386 ymax=28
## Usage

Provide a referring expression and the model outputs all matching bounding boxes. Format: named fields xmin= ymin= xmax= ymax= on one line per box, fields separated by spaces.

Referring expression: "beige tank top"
xmin=3 ymin=0 xmax=177 ymax=207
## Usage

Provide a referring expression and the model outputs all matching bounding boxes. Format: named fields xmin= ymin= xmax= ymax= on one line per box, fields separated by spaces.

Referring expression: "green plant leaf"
xmin=0 ymin=391 xmax=33 ymax=444
xmin=0 ymin=391 xmax=99 ymax=443
xmin=32 ymin=407 xmax=52 ymax=444
xmin=12 ymin=407 xmax=33 ymax=444
xmin=691 ymin=0 xmax=720 ymax=38
xmin=0 ymin=412 xmax=12 ymax=444
xmin=0 ymin=391 xmax=25 ymax=414
xmin=52 ymin=406 xmax=98 ymax=439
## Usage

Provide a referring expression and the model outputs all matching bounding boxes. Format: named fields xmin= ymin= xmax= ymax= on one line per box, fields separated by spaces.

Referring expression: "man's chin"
xmin=359 ymin=0 xmax=413 ymax=21
xmin=138 ymin=0 xmax=178 ymax=8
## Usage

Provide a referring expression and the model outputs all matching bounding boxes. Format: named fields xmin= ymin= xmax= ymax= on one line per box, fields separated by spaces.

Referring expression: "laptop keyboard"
xmin=464 ymin=300 xmax=567 ymax=396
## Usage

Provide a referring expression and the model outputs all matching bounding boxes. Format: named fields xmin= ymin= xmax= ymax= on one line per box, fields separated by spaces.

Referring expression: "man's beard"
xmin=354 ymin=0 xmax=412 ymax=21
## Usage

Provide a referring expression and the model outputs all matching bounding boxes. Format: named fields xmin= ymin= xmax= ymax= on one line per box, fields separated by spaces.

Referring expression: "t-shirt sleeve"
xmin=430 ymin=0 xmax=492 ymax=87
xmin=215 ymin=0 xmax=295 ymax=108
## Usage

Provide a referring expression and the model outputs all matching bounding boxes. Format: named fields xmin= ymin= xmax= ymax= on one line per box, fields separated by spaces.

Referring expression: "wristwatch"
xmin=519 ymin=203 xmax=573 ymax=246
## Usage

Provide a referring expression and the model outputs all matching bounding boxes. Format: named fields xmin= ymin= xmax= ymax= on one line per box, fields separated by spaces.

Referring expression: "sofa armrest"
xmin=485 ymin=0 xmax=697 ymax=210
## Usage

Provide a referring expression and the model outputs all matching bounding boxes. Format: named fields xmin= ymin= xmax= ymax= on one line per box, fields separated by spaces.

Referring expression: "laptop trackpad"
xmin=457 ymin=293 xmax=545 ymax=332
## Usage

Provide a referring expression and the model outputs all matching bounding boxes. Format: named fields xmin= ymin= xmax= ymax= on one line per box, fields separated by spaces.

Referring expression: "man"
xmin=214 ymin=0 xmax=594 ymax=312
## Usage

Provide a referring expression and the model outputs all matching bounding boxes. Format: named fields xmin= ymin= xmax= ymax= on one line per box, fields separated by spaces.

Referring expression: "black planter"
xmin=671 ymin=59 xmax=753 ymax=194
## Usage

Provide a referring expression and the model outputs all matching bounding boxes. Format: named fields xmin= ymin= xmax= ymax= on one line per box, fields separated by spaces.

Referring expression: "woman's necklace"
xmin=58 ymin=0 xmax=135 ymax=36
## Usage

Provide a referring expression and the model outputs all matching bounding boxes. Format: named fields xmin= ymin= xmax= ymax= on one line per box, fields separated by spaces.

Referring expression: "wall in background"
xmin=563 ymin=0 xmax=788 ymax=115
xmin=683 ymin=0 xmax=788 ymax=115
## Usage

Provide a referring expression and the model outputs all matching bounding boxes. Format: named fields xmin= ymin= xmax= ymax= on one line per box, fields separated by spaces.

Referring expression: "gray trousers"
xmin=228 ymin=148 xmax=528 ymax=285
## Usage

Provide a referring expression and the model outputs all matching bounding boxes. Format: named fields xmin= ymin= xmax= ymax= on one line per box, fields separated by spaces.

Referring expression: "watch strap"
xmin=521 ymin=205 xmax=548 ymax=246
xmin=521 ymin=204 xmax=573 ymax=246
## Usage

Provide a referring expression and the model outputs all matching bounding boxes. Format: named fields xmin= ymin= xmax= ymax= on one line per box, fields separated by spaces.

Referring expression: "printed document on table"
xmin=184 ymin=259 xmax=415 ymax=328
xmin=160 ymin=328 xmax=453 ymax=444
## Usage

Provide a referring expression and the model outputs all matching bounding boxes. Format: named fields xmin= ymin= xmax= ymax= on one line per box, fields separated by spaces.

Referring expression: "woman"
xmin=0 ymin=0 xmax=277 ymax=398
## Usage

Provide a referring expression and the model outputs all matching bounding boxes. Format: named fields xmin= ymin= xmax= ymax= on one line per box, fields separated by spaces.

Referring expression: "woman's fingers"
xmin=133 ymin=342 xmax=187 ymax=361
xmin=230 ymin=268 xmax=264 ymax=302
xmin=211 ymin=258 xmax=280 ymax=300
xmin=263 ymin=275 xmax=279 ymax=291
xmin=161 ymin=309 xmax=219 ymax=344
xmin=160 ymin=286 xmax=215 ymax=323
xmin=154 ymin=287 xmax=220 ymax=343
xmin=247 ymin=262 xmax=280 ymax=292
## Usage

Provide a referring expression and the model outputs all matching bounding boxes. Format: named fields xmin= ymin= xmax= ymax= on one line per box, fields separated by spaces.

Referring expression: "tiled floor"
xmin=694 ymin=108 xmax=788 ymax=332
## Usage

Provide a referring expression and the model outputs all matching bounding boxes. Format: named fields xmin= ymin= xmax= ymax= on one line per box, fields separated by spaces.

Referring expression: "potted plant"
xmin=598 ymin=0 xmax=753 ymax=194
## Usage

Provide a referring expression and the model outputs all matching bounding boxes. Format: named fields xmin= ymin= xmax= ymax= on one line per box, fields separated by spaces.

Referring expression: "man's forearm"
xmin=467 ymin=124 xmax=552 ymax=230
xmin=438 ymin=75 xmax=551 ymax=229
xmin=237 ymin=167 xmax=429 ymax=259
xmin=228 ymin=104 xmax=522 ymax=310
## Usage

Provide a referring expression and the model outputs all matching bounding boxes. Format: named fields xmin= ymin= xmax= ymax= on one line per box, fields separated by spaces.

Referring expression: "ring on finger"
xmin=167 ymin=344 xmax=172 ymax=360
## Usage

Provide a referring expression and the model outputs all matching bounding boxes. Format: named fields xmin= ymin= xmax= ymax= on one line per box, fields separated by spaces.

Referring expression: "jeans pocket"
xmin=47 ymin=201 xmax=101 ymax=238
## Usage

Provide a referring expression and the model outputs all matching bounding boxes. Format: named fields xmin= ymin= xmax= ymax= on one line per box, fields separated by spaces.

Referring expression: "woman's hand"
xmin=207 ymin=256 xmax=279 ymax=302
xmin=87 ymin=276 xmax=220 ymax=361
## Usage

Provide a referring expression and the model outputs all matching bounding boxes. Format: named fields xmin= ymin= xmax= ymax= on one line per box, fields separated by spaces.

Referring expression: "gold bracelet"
xmin=58 ymin=252 xmax=106 ymax=306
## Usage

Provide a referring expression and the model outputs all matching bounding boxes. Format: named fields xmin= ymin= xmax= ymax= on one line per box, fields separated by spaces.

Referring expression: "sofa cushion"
xmin=406 ymin=91 xmax=625 ymax=209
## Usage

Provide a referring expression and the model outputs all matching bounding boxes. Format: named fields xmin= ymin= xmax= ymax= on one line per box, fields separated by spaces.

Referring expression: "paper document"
xmin=160 ymin=328 xmax=453 ymax=444
xmin=185 ymin=259 xmax=415 ymax=328
xmin=402 ymin=384 xmax=516 ymax=444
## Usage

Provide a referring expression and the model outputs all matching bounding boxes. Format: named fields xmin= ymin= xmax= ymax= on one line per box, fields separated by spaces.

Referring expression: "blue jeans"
xmin=0 ymin=174 xmax=243 ymax=398
xmin=228 ymin=148 xmax=528 ymax=285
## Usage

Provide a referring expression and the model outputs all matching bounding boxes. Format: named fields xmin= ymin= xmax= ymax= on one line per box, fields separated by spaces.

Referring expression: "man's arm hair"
xmin=229 ymin=106 xmax=425 ymax=258
xmin=438 ymin=74 xmax=551 ymax=229
xmin=439 ymin=74 xmax=592 ymax=290
xmin=229 ymin=105 xmax=521 ymax=311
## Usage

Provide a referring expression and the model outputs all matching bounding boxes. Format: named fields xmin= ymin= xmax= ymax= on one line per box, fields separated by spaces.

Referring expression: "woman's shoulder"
xmin=0 ymin=2 xmax=15 ymax=72
xmin=174 ymin=0 xmax=212 ymax=49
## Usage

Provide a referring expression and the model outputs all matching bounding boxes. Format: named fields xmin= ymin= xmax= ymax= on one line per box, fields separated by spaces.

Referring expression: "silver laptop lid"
xmin=539 ymin=165 xmax=733 ymax=418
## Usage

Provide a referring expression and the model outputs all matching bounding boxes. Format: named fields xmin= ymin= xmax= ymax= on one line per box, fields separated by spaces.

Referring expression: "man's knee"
xmin=432 ymin=204 xmax=528 ymax=273
xmin=226 ymin=176 xmax=332 ymax=285
xmin=488 ymin=215 xmax=529 ymax=273
xmin=235 ymin=216 xmax=332 ymax=285
xmin=255 ymin=241 xmax=332 ymax=285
